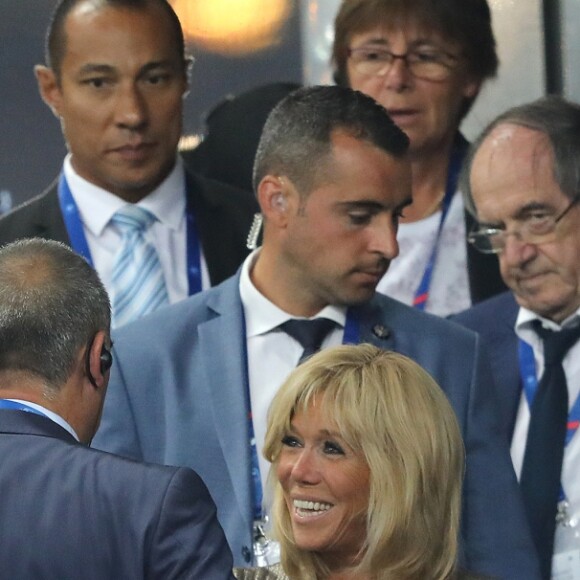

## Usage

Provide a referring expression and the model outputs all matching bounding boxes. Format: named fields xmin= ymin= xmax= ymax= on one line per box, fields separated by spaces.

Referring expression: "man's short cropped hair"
xmin=45 ymin=0 xmax=187 ymax=80
xmin=252 ymin=85 xmax=409 ymax=195
xmin=0 ymin=238 xmax=111 ymax=390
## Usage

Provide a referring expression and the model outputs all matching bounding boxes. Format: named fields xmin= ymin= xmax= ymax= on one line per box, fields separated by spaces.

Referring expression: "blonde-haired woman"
xmin=235 ymin=344 xmax=491 ymax=579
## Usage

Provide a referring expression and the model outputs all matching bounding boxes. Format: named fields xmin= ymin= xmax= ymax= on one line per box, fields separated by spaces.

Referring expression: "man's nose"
xmin=500 ymin=232 xmax=537 ymax=268
xmin=114 ymin=84 xmax=148 ymax=130
xmin=368 ymin=216 xmax=399 ymax=259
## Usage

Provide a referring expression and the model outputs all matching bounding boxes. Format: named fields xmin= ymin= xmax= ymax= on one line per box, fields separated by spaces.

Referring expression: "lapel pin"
xmin=372 ymin=324 xmax=390 ymax=339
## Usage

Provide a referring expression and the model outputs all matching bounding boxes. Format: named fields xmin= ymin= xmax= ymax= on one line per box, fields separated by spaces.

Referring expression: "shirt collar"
xmin=239 ymin=249 xmax=346 ymax=338
xmin=515 ymin=305 xmax=580 ymax=344
xmin=63 ymin=155 xmax=186 ymax=236
xmin=6 ymin=398 xmax=79 ymax=441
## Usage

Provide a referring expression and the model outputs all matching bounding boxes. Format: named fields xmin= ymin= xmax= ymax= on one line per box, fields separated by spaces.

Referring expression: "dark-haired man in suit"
xmin=0 ymin=0 xmax=257 ymax=326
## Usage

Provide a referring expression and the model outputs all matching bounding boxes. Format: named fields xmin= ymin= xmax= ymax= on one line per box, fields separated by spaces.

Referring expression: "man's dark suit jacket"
xmin=0 ymin=168 xmax=259 ymax=286
xmin=452 ymin=291 xmax=523 ymax=441
xmin=0 ymin=408 xmax=234 ymax=579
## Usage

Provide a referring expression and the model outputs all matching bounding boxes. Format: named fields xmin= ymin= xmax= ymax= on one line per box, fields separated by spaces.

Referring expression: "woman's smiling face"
xmin=276 ymin=401 xmax=370 ymax=570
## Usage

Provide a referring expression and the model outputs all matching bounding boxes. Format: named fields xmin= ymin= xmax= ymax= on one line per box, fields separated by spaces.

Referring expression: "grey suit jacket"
xmin=93 ymin=273 xmax=540 ymax=578
xmin=0 ymin=409 xmax=234 ymax=579
xmin=0 ymin=167 xmax=259 ymax=286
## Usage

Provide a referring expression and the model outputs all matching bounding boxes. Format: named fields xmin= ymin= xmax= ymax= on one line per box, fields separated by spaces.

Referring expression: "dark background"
xmin=0 ymin=0 xmax=302 ymax=207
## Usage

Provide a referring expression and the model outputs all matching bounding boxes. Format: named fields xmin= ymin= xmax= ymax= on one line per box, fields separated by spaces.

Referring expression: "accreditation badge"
xmin=553 ymin=501 xmax=580 ymax=580
xmin=253 ymin=518 xmax=281 ymax=566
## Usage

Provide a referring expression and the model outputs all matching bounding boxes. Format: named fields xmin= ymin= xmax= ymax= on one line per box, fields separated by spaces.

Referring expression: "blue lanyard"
xmin=518 ymin=339 xmax=580 ymax=500
xmin=57 ymin=174 xmax=202 ymax=295
xmin=343 ymin=307 xmax=361 ymax=344
xmin=412 ymin=134 xmax=468 ymax=310
xmin=239 ymin=307 xmax=264 ymax=521
xmin=0 ymin=399 xmax=47 ymax=418
xmin=242 ymin=307 xmax=361 ymax=520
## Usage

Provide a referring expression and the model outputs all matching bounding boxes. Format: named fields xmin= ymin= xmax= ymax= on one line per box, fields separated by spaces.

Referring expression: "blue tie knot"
xmin=112 ymin=206 xmax=156 ymax=233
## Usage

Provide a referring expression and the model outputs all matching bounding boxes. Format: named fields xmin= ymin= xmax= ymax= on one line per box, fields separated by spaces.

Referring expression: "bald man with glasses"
xmin=454 ymin=96 xmax=580 ymax=580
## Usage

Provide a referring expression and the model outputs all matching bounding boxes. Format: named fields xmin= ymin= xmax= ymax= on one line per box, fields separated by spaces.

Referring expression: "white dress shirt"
xmin=239 ymin=250 xmax=345 ymax=493
xmin=511 ymin=307 xmax=580 ymax=563
xmin=63 ymin=155 xmax=210 ymax=303
xmin=376 ymin=190 xmax=470 ymax=316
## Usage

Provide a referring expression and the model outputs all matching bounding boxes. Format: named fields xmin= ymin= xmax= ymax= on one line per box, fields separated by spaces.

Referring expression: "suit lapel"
xmin=199 ymin=278 xmax=253 ymax=527
xmin=185 ymin=172 xmax=238 ymax=286
xmin=494 ymin=293 xmax=522 ymax=439
xmin=30 ymin=183 xmax=71 ymax=244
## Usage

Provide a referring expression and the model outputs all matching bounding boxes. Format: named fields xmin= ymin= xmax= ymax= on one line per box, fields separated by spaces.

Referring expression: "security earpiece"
xmin=274 ymin=193 xmax=287 ymax=211
xmin=99 ymin=345 xmax=113 ymax=374
xmin=85 ymin=335 xmax=113 ymax=389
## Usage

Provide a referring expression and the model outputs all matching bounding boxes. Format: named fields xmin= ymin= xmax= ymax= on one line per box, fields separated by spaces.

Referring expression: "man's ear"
xmin=34 ymin=65 xmax=63 ymax=118
xmin=462 ymin=76 xmax=481 ymax=100
xmin=85 ymin=330 xmax=111 ymax=392
xmin=257 ymin=175 xmax=291 ymax=227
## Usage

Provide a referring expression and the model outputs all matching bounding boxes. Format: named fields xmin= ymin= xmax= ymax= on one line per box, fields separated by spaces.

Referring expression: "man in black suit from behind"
xmin=0 ymin=0 xmax=258 ymax=326
xmin=0 ymin=238 xmax=234 ymax=579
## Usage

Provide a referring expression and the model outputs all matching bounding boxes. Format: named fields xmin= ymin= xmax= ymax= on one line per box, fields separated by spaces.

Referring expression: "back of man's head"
xmin=0 ymin=239 xmax=110 ymax=391
xmin=252 ymin=85 xmax=409 ymax=195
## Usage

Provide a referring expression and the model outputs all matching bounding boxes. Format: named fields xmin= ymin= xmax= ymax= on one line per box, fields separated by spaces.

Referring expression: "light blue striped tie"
xmin=110 ymin=206 xmax=169 ymax=328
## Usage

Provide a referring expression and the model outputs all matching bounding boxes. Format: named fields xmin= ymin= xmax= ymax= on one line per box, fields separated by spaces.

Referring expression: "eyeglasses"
xmin=347 ymin=46 xmax=460 ymax=81
xmin=467 ymin=195 xmax=580 ymax=254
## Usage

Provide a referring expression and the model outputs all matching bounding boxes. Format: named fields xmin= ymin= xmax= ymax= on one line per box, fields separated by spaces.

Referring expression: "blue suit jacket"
xmin=0 ymin=409 xmax=234 ymax=579
xmin=452 ymin=291 xmax=523 ymax=444
xmin=94 ymin=275 xmax=540 ymax=578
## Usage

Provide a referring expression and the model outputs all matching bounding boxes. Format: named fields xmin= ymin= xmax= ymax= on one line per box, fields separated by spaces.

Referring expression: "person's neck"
xmin=0 ymin=372 xmax=89 ymax=438
xmin=532 ymin=302 xmax=580 ymax=326
xmin=0 ymin=376 xmax=53 ymax=409
xmin=400 ymin=140 xmax=454 ymax=224
xmin=70 ymin=157 xmax=176 ymax=204
xmin=110 ymin=189 xmax=153 ymax=204
xmin=251 ymin=246 xmax=327 ymax=318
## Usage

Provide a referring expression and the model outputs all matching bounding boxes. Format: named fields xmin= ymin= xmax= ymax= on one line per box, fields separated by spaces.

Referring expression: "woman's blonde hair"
xmin=263 ymin=344 xmax=464 ymax=579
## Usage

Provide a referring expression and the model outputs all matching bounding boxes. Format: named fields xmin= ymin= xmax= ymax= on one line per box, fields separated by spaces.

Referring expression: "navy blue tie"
xmin=280 ymin=319 xmax=336 ymax=365
xmin=520 ymin=322 xmax=580 ymax=579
